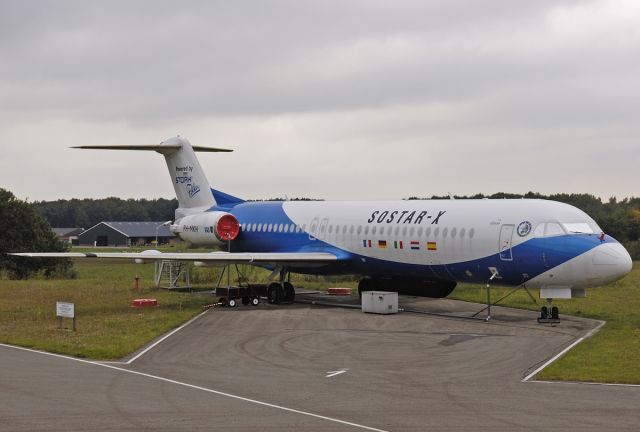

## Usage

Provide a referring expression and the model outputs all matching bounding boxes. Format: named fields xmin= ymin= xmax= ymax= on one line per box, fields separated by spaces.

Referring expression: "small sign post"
xmin=56 ymin=301 xmax=76 ymax=331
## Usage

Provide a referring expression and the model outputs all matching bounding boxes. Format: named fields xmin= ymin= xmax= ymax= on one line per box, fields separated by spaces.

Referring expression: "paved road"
xmin=2 ymin=297 xmax=639 ymax=431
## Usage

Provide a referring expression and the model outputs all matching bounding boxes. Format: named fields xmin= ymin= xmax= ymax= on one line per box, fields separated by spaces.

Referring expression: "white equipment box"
xmin=361 ymin=291 xmax=398 ymax=315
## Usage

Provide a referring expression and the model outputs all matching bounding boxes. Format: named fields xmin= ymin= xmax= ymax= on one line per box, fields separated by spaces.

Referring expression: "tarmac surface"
xmin=2 ymin=293 xmax=640 ymax=431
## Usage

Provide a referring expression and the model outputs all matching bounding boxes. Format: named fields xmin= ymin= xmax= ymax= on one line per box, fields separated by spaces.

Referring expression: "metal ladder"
xmin=154 ymin=260 xmax=191 ymax=289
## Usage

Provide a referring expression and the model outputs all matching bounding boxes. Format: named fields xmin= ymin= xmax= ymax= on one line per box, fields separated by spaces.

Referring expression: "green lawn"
xmin=0 ymin=261 xmax=213 ymax=359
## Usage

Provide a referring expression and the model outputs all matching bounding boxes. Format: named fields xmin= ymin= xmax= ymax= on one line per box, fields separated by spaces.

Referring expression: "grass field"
xmin=1 ymin=257 xmax=638 ymax=383
xmin=0 ymin=261 xmax=214 ymax=359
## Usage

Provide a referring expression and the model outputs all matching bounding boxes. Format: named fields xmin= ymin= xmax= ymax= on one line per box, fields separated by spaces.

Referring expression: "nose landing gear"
xmin=538 ymin=299 xmax=560 ymax=324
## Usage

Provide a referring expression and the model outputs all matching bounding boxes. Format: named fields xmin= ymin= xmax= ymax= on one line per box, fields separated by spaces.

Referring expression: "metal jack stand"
xmin=479 ymin=270 xmax=499 ymax=321
xmin=472 ymin=277 xmax=540 ymax=321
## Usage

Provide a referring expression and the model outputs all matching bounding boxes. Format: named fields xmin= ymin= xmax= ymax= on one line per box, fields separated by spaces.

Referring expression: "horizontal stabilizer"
xmin=72 ymin=145 xmax=232 ymax=152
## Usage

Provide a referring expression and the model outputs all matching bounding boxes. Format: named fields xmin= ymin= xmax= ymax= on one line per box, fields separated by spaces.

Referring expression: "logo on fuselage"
xmin=517 ymin=221 xmax=532 ymax=237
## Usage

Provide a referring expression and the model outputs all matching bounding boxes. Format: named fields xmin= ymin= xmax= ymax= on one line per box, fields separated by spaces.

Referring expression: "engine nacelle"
xmin=171 ymin=211 xmax=240 ymax=246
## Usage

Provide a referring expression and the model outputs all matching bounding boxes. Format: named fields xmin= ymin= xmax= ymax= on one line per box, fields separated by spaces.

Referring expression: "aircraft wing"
xmin=10 ymin=251 xmax=338 ymax=266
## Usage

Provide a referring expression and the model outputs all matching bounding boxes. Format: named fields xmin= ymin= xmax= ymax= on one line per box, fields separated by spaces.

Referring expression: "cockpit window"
xmin=533 ymin=224 xmax=545 ymax=237
xmin=534 ymin=222 xmax=565 ymax=237
xmin=546 ymin=223 xmax=564 ymax=237
xmin=562 ymin=222 xmax=594 ymax=234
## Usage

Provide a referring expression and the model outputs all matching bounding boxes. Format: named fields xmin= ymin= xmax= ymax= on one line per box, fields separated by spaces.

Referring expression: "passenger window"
xmin=364 ymin=226 xmax=369 ymax=235
xmin=394 ymin=226 xmax=400 ymax=236
xmin=451 ymin=228 xmax=457 ymax=238
xmin=328 ymin=225 xmax=333 ymax=234
xmin=380 ymin=226 xmax=385 ymax=235
xmin=425 ymin=227 xmax=431 ymax=236
xmin=283 ymin=224 xmax=289 ymax=233
xmin=349 ymin=225 xmax=354 ymax=234
xmin=357 ymin=226 xmax=362 ymax=235
xmin=417 ymin=227 xmax=423 ymax=236
xmin=469 ymin=228 xmax=474 ymax=238
xmin=278 ymin=224 xmax=283 ymax=232
xmin=372 ymin=226 xmax=377 ymax=235
xmin=257 ymin=223 xmax=263 ymax=232
xmin=267 ymin=224 xmax=273 ymax=232
xmin=343 ymin=225 xmax=348 ymax=235
xmin=460 ymin=228 xmax=466 ymax=238
xmin=434 ymin=227 xmax=440 ymax=237
xmin=443 ymin=228 xmax=448 ymax=238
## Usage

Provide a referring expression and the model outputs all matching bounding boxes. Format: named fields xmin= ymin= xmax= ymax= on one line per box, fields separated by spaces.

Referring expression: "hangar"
xmin=52 ymin=227 xmax=84 ymax=245
xmin=78 ymin=221 xmax=177 ymax=247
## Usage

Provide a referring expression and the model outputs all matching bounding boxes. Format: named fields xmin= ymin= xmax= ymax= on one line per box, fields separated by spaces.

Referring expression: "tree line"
xmin=32 ymin=197 xmax=179 ymax=228
xmin=1 ymin=189 xmax=72 ymax=279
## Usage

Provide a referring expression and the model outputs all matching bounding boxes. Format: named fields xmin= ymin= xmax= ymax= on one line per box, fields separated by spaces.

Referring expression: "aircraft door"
xmin=499 ymin=224 xmax=514 ymax=261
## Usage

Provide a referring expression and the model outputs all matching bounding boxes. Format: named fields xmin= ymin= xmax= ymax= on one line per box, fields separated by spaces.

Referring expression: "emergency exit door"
xmin=499 ymin=224 xmax=514 ymax=261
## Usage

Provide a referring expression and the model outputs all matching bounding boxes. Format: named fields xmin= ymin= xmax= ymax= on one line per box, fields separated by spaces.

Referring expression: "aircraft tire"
xmin=541 ymin=306 xmax=548 ymax=319
xmin=267 ymin=283 xmax=280 ymax=304
xmin=283 ymin=282 xmax=295 ymax=302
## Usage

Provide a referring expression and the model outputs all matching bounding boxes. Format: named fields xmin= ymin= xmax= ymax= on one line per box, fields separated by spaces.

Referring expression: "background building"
xmin=52 ymin=228 xmax=85 ymax=245
xmin=78 ymin=221 xmax=176 ymax=247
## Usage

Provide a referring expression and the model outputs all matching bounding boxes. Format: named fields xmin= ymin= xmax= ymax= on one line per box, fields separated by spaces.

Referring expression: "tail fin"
xmin=73 ymin=136 xmax=232 ymax=219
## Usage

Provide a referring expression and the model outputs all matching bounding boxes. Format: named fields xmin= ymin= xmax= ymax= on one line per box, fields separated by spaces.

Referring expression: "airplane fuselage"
xmin=185 ymin=197 xmax=632 ymax=290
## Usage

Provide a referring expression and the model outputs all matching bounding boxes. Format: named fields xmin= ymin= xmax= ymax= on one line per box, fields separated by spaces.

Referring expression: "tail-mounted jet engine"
xmin=171 ymin=211 xmax=240 ymax=246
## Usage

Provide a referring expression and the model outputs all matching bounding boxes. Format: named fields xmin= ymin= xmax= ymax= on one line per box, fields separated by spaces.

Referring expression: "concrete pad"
xmin=2 ymin=297 xmax=639 ymax=431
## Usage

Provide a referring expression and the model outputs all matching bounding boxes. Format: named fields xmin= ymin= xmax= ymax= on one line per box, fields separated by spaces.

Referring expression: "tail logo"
xmin=187 ymin=182 xmax=201 ymax=198
xmin=175 ymin=165 xmax=200 ymax=198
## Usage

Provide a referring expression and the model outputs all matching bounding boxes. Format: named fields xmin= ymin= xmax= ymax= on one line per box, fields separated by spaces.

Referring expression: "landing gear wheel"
xmin=540 ymin=306 xmax=548 ymax=319
xmin=551 ymin=306 xmax=559 ymax=320
xmin=267 ymin=282 xmax=280 ymax=304
xmin=251 ymin=297 xmax=259 ymax=306
xmin=228 ymin=298 xmax=237 ymax=308
xmin=283 ymin=282 xmax=295 ymax=302
xmin=241 ymin=296 xmax=250 ymax=305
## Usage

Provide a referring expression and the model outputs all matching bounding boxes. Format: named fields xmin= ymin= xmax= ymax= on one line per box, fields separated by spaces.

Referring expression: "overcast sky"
xmin=1 ymin=0 xmax=638 ymax=202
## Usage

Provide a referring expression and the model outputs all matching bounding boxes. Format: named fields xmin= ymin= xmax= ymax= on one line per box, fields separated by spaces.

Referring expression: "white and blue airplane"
xmin=16 ymin=136 xmax=633 ymax=312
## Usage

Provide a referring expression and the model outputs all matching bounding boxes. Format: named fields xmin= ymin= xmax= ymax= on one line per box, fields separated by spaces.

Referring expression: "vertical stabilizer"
xmin=73 ymin=136 xmax=233 ymax=220
xmin=158 ymin=137 xmax=216 ymax=219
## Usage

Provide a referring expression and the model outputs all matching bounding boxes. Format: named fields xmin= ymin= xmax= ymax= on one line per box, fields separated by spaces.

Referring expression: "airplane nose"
xmin=592 ymin=242 xmax=633 ymax=282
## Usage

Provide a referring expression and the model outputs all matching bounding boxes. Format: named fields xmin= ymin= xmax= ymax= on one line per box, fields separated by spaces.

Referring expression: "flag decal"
xmin=427 ymin=241 xmax=437 ymax=251
xmin=378 ymin=240 xmax=387 ymax=249
xmin=410 ymin=241 xmax=420 ymax=250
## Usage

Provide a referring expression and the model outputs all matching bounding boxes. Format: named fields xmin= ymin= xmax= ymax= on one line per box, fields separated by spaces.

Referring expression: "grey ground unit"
xmin=2 ymin=295 xmax=638 ymax=432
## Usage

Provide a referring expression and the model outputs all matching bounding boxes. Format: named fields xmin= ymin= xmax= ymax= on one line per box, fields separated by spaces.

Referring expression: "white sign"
xmin=56 ymin=302 xmax=75 ymax=318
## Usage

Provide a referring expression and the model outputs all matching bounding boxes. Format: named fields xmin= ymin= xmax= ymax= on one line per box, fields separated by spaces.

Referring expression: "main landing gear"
xmin=267 ymin=269 xmax=295 ymax=305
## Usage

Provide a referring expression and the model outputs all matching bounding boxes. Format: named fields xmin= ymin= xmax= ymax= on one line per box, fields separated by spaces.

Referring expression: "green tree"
xmin=0 ymin=189 xmax=73 ymax=279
